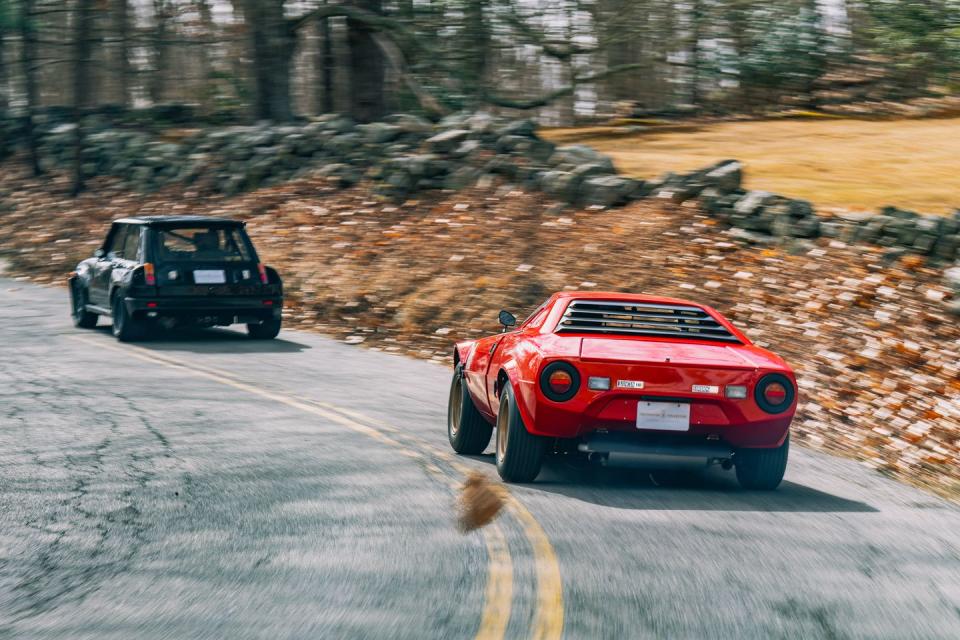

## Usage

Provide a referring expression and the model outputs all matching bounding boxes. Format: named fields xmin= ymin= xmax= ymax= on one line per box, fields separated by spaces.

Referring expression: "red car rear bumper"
xmin=514 ymin=379 xmax=793 ymax=449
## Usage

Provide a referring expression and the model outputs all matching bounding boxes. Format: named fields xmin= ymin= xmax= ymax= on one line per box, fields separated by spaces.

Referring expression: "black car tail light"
xmin=754 ymin=374 xmax=795 ymax=414
xmin=143 ymin=263 xmax=156 ymax=286
xmin=540 ymin=361 xmax=580 ymax=402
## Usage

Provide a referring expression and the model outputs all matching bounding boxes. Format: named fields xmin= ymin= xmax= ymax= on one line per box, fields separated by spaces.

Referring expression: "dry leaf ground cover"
xmin=544 ymin=117 xmax=960 ymax=215
xmin=1 ymin=160 xmax=958 ymax=499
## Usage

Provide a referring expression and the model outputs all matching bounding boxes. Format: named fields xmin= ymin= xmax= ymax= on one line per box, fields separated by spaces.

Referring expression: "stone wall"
xmin=2 ymin=109 xmax=957 ymax=304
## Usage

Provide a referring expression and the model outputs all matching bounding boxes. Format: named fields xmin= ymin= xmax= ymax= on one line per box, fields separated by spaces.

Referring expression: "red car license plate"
xmin=636 ymin=401 xmax=690 ymax=431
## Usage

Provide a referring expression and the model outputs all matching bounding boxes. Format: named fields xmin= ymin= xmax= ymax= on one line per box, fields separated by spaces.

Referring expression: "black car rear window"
xmin=155 ymin=227 xmax=254 ymax=262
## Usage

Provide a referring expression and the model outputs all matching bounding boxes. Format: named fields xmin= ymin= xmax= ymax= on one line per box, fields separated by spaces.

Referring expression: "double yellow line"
xmin=71 ymin=335 xmax=564 ymax=640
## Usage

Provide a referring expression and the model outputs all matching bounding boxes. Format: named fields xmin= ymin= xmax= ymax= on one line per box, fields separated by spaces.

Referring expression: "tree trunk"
xmin=244 ymin=0 xmax=296 ymax=121
xmin=198 ymin=0 xmax=214 ymax=106
xmin=0 ymin=24 xmax=7 ymax=112
xmin=19 ymin=0 xmax=41 ymax=176
xmin=114 ymin=0 xmax=131 ymax=106
xmin=348 ymin=0 xmax=385 ymax=123
xmin=150 ymin=0 xmax=171 ymax=104
xmin=463 ymin=0 xmax=488 ymax=107
xmin=72 ymin=0 xmax=96 ymax=196
xmin=314 ymin=10 xmax=335 ymax=114
xmin=725 ymin=2 xmax=751 ymax=111
xmin=689 ymin=0 xmax=703 ymax=107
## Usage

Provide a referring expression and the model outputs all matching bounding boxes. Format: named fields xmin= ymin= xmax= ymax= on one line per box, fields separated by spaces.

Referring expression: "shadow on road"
xmin=93 ymin=326 xmax=311 ymax=353
xmin=465 ymin=454 xmax=877 ymax=513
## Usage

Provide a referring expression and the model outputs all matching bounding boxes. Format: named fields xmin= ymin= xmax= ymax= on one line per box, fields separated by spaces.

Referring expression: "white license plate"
xmin=636 ymin=401 xmax=690 ymax=431
xmin=194 ymin=270 xmax=226 ymax=284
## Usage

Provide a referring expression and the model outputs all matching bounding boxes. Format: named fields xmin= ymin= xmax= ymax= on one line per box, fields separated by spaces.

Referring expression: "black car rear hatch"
xmin=148 ymin=224 xmax=279 ymax=297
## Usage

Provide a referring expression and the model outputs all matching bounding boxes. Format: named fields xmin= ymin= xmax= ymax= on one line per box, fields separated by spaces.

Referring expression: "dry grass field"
xmin=543 ymin=117 xmax=960 ymax=214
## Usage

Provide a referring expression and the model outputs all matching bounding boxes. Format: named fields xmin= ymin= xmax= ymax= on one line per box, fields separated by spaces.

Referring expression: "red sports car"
xmin=448 ymin=292 xmax=797 ymax=488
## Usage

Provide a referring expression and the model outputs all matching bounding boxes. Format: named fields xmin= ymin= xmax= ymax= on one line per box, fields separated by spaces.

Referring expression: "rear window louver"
xmin=556 ymin=300 xmax=740 ymax=343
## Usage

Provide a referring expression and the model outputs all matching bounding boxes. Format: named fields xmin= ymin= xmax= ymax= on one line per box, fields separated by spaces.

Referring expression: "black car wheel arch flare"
xmin=754 ymin=373 xmax=796 ymax=414
xmin=540 ymin=361 xmax=581 ymax=402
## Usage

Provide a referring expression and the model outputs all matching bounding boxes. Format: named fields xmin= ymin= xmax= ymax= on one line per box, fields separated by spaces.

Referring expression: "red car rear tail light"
xmin=258 ymin=263 xmax=268 ymax=284
xmin=754 ymin=374 xmax=795 ymax=414
xmin=763 ymin=383 xmax=787 ymax=404
xmin=548 ymin=370 xmax=573 ymax=394
xmin=539 ymin=361 xmax=580 ymax=402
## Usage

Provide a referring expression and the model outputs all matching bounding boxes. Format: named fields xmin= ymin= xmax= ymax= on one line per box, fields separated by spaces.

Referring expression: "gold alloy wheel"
xmin=496 ymin=398 xmax=509 ymax=462
xmin=449 ymin=374 xmax=462 ymax=437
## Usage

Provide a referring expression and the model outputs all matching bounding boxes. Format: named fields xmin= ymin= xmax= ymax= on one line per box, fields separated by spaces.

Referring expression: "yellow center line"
xmin=303 ymin=404 xmax=565 ymax=640
xmin=69 ymin=335 xmax=519 ymax=639
xmin=122 ymin=351 xmax=565 ymax=639
xmin=476 ymin=518 xmax=513 ymax=640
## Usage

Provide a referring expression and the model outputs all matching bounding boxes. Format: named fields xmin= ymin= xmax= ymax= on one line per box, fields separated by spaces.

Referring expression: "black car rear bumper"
xmin=124 ymin=295 xmax=282 ymax=322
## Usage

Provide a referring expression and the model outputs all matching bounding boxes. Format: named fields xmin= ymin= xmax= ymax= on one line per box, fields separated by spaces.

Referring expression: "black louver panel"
xmin=556 ymin=300 xmax=740 ymax=343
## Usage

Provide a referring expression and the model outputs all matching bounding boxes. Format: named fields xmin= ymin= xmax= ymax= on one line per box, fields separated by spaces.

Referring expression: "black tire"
xmin=447 ymin=366 xmax=493 ymax=454
xmin=70 ymin=282 xmax=98 ymax=329
xmin=735 ymin=435 xmax=789 ymax=490
xmin=247 ymin=318 xmax=281 ymax=339
xmin=111 ymin=295 xmax=145 ymax=342
xmin=495 ymin=383 xmax=544 ymax=483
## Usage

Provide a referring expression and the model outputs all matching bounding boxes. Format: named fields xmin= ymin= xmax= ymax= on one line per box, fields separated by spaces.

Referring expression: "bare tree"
xmin=314 ymin=6 xmax=335 ymax=114
xmin=0 ymin=0 xmax=8 ymax=111
xmin=113 ymin=0 xmax=131 ymax=106
xmin=243 ymin=0 xmax=296 ymax=121
xmin=150 ymin=0 xmax=172 ymax=104
xmin=689 ymin=0 xmax=704 ymax=107
xmin=19 ymin=0 xmax=41 ymax=176
xmin=347 ymin=0 xmax=385 ymax=122
xmin=72 ymin=0 xmax=96 ymax=196
xmin=462 ymin=0 xmax=489 ymax=107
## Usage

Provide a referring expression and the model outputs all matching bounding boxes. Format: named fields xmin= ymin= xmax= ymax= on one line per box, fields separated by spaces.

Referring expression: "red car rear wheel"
xmin=495 ymin=384 xmax=543 ymax=483
xmin=447 ymin=367 xmax=493 ymax=454
xmin=735 ymin=435 xmax=789 ymax=490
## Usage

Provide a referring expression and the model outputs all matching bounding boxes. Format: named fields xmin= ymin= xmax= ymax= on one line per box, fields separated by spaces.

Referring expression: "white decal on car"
xmin=691 ymin=385 xmax=720 ymax=394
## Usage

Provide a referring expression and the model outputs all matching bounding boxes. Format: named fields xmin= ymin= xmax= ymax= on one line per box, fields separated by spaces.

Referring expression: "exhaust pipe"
xmin=587 ymin=452 xmax=609 ymax=465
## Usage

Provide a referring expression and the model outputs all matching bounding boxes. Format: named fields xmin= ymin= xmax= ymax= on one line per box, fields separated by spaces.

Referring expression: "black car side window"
xmin=122 ymin=226 xmax=141 ymax=262
xmin=107 ymin=225 xmax=129 ymax=260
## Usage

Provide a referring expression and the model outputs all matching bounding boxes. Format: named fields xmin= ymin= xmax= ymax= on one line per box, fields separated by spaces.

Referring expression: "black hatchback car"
xmin=69 ymin=216 xmax=283 ymax=341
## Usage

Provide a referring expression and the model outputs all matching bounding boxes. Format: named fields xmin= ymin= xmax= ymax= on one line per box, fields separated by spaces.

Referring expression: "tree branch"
xmin=289 ymin=4 xmax=406 ymax=34
xmin=502 ymin=9 xmax=599 ymax=61
xmin=484 ymin=63 xmax=646 ymax=110
xmin=371 ymin=33 xmax=447 ymax=117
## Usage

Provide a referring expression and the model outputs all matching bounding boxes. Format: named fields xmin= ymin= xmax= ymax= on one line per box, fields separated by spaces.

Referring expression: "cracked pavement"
xmin=1 ymin=276 xmax=959 ymax=639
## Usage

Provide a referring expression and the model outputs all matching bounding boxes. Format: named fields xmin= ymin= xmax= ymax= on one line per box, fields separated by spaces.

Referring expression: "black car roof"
xmin=113 ymin=215 xmax=244 ymax=227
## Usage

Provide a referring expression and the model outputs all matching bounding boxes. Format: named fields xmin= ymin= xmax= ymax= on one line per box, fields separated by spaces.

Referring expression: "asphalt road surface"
xmin=1 ymin=274 xmax=959 ymax=640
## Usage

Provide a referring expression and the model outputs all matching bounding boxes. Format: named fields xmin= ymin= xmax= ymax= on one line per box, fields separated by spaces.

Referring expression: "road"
xmin=1 ymin=275 xmax=959 ymax=640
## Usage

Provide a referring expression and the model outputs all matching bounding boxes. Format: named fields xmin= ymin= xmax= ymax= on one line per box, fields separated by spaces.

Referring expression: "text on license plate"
xmin=194 ymin=269 xmax=226 ymax=284
xmin=636 ymin=401 xmax=690 ymax=431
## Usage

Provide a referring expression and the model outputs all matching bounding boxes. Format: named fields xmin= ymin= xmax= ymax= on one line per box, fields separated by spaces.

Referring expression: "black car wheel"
xmin=447 ymin=366 xmax=493 ymax=454
xmin=247 ymin=318 xmax=281 ymax=340
xmin=112 ymin=295 xmax=145 ymax=342
xmin=735 ymin=435 xmax=789 ymax=490
xmin=70 ymin=282 xmax=98 ymax=329
xmin=495 ymin=383 xmax=544 ymax=483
